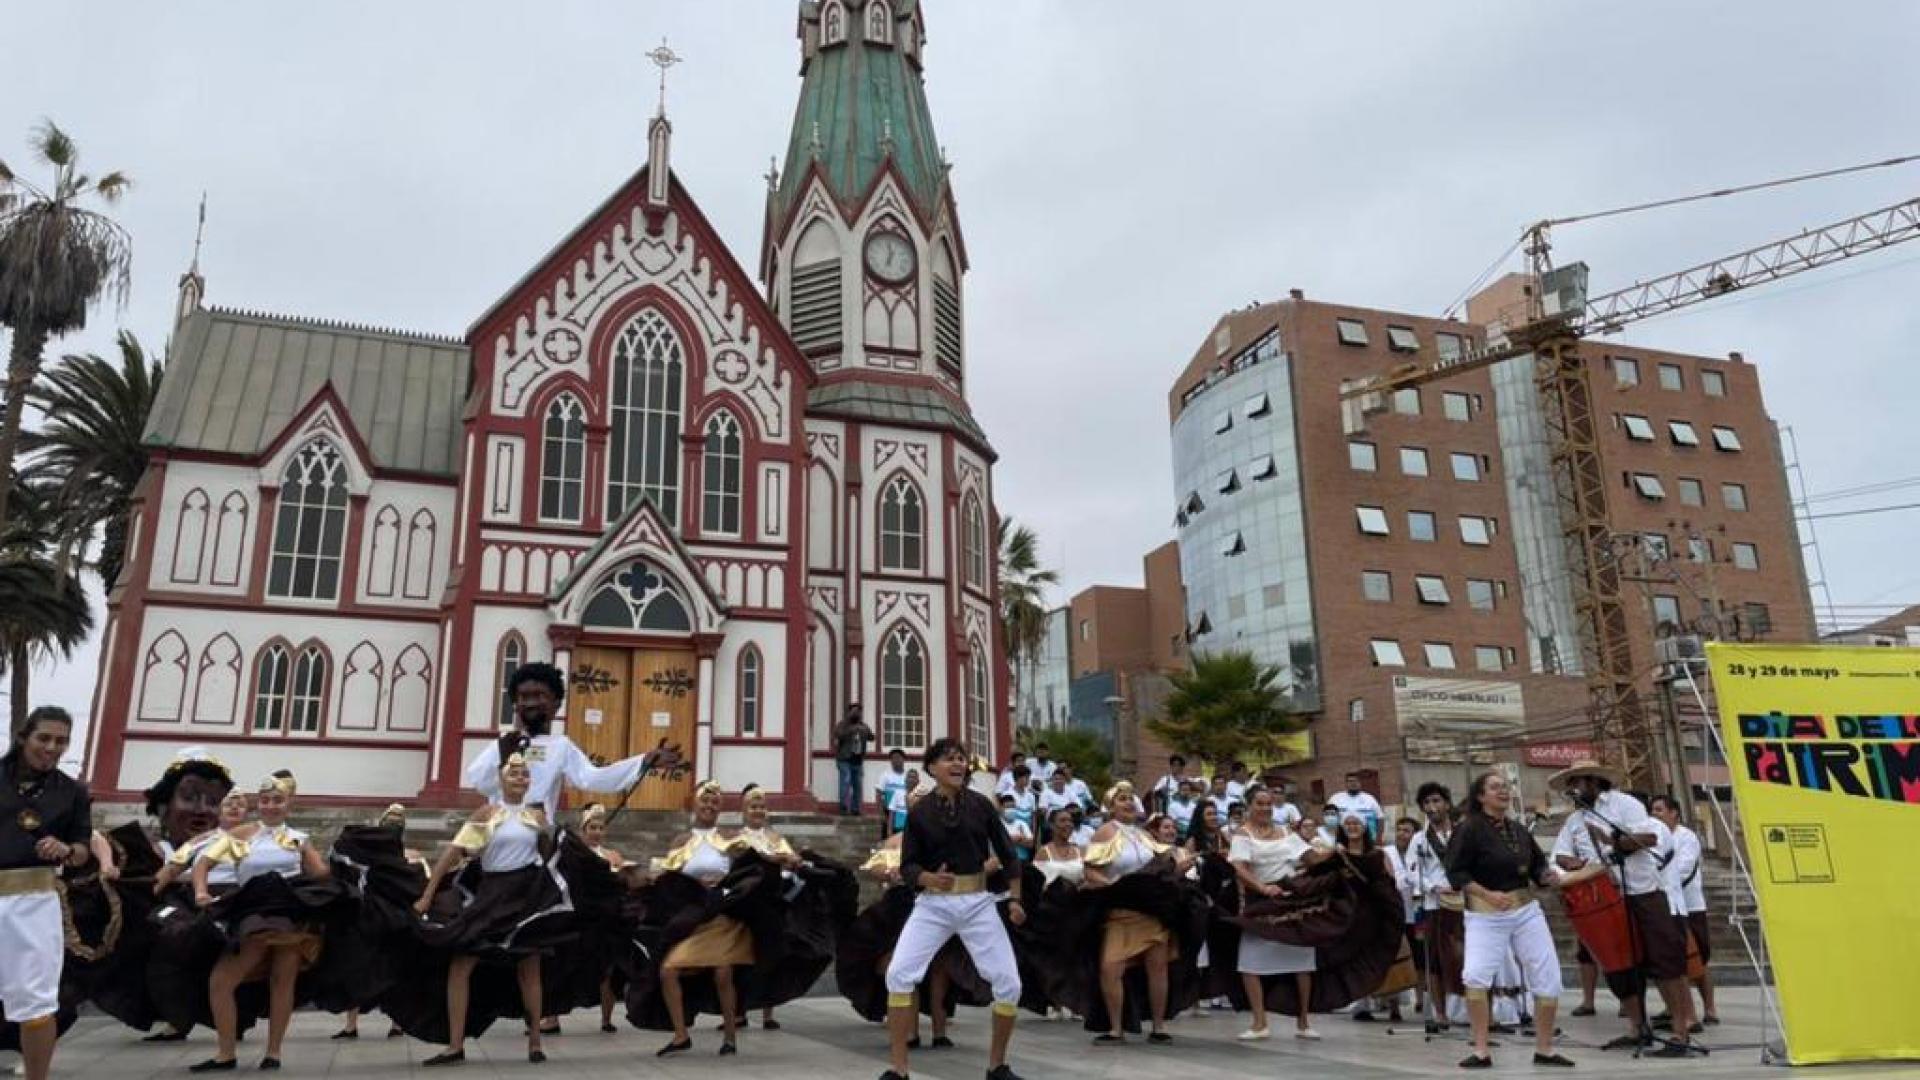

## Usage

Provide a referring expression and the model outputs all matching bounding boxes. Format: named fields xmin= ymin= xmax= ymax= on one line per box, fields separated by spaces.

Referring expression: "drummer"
xmin=1549 ymin=761 xmax=1697 ymax=1056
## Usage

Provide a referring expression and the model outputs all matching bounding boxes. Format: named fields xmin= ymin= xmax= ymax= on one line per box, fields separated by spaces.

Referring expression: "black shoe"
xmin=657 ymin=1038 xmax=692 ymax=1057
xmin=907 ymin=1036 xmax=921 ymax=1049
xmin=421 ymin=1050 xmax=465 ymax=1068
xmin=601 ymin=1022 xmax=617 ymax=1034
xmin=1570 ymin=1005 xmax=1596 ymax=1017
xmin=146 ymin=1029 xmax=188 ymax=1043
xmin=257 ymin=1060 xmax=281 ymax=1072
xmin=189 ymin=1061 xmax=237 ymax=1074
xmin=879 ymin=1072 xmax=909 ymax=1080
xmin=719 ymin=1041 xmax=738 ymax=1056
xmin=330 ymin=1029 xmax=359 ymax=1040
xmin=931 ymin=1035 xmax=955 ymax=1050
xmin=1601 ymin=1034 xmax=1644 ymax=1051
xmin=1426 ymin=1021 xmax=1448 ymax=1035
xmin=1093 ymin=1033 xmax=1125 ymax=1044
xmin=529 ymin=1049 xmax=547 ymax=1064
xmin=1533 ymin=1052 xmax=1576 ymax=1067
xmin=1458 ymin=1053 xmax=1492 ymax=1069
xmin=986 ymin=1067 xmax=1024 ymax=1080
xmin=1147 ymin=1031 xmax=1172 ymax=1045
xmin=1352 ymin=1011 xmax=1376 ymax=1023
xmin=1702 ymin=1015 xmax=1721 ymax=1027
xmin=763 ymin=1019 xmax=782 ymax=1031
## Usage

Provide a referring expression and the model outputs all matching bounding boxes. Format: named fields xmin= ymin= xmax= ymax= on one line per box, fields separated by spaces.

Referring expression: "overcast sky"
xmin=6 ymin=2 xmax=1919 ymax=751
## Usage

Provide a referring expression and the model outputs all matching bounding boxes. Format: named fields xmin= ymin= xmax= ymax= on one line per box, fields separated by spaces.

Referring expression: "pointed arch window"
xmin=701 ymin=411 xmax=744 ymax=536
xmin=268 ymin=440 xmax=349 ymax=600
xmin=738 ymin=644 xmax=763 ymax=736
xmin=821 ymin=0 xmax=847 ymax=45
xmin=540 ymin=393 xmax=587 ymax=523
xmin=496 ymin=633 xmax=527 ymax=728
xmin=252 ymin=642 xmax=327 ymax=735
xmin=867 ymin=0 xmax=894 ymax=44
xmin=966 ymin=640 xmax=991 ymax=759
xmin=961 ymin=493 xmax=987 ymax=592
xmin=607 ymin=311 xmax=685 ymax=524
xmin=879 ymin=475 xmax=924 ymax=572
xmin=582 ymin=560 xmax=693 ymax=633
xmin=879 ymin=625 xmax=927 ymax=749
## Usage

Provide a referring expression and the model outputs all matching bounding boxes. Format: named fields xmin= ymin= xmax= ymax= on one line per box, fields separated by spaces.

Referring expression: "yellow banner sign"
xmin=1707 ymin=642 xmax=1920 ymax=1064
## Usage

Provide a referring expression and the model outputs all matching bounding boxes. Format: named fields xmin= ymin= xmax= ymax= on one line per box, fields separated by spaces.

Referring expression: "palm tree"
xmin=0 ymin=121 xmax=133 ymax=536
xmin=997 ymin=515 xmax=1059 ymax=725
xmin=0 ymin=481 xmax=93 ymax=727
xmin=1145 ymin=650 xmax=1307 ymax=770
xmin=23 ymin=331 xmax=163 ymax=590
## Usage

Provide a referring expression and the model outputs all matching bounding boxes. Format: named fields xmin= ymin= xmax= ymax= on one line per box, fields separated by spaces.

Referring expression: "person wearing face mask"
xmin=462 ymin=663 xmax=684 ymax=815
xmin=188 ymin=770 xmax=346 ymax=1073
xmin=0 ymin=708 xmax=92 ymax=1080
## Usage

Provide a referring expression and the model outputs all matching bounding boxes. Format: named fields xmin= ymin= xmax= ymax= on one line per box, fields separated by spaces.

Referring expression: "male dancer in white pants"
xmin=881 ymin=738 xmax=1025 ymax=1080
xmin=1 ymin=708 xmax=93 ymax=1080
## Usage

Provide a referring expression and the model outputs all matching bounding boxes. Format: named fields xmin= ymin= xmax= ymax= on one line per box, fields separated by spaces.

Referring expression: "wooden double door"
xmin=566 ymin=645 xmax=697 ymax=811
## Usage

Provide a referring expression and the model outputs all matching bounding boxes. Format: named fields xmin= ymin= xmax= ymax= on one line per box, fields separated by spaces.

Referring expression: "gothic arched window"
xmin=879 ymin=475 xmax=924 ymax=572
xmin=879 ymin=624 xmax=927 ymax=749
xmin=701 ymin=411 xmax=743 ymax=536
xmin=738 ymin=644 xmax=763 ymax=736
xmin=268 ymin=440 xmax=349 ymax=600
xmin=966 ymin=640 xmax=990 ymax=759
xmin=822 ymin=0 xmax=847 ymax=45
xmin=866 ymin=0 xmax=894 ymax=44
xmin=961 ymin=493 xmax=987 ymax=591
xmin=607 ymin=311 xmax=685 ymax=524
xmin=581 ymin=560 xmax=693 ymax=633
xmin=252 ymin=641 xmax=328 ymax=735
xmin=539 ymin=393 xmax=587 ymax=523
xmin=496 ymin=632 xmax=526 ymax=727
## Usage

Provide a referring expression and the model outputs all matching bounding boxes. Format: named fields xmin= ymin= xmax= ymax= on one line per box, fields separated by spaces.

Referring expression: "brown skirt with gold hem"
xmin=1101 ymin=909 xmax=1175 ymax=966
xmin=664 ymin=915 xmax=755 ymax=970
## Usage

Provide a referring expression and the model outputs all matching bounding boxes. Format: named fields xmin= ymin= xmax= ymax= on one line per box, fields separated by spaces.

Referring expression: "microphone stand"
xmin=1575 ymin=800 xmax=1704 ymax=1059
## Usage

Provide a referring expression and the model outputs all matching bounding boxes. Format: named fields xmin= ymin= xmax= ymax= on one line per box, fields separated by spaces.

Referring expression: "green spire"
xmin=773 ymin=0 xmax=946 ymax=230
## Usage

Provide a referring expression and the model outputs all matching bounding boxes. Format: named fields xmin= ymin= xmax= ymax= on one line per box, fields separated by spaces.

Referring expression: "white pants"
xmin=884 ymin=891 xmax=1022 ymax=1006
xmin=1463 ymin=902 xmax=1560 ymax=1000
xmin=0 ymin=889 xmax=63 ymax=1024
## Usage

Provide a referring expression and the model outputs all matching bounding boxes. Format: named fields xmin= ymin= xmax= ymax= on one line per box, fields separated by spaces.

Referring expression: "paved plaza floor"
xmin=17 ymin=989 xmax=1919 ymax=1079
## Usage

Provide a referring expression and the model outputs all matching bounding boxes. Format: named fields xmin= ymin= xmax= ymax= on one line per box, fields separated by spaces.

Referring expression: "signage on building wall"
xmin=650 ymin=711 xmax=672 ymax=728
xmin=1392 ymin=676 xmax=1525 ymax=762
xmin=1523 ymin=740 xmax=1597 ymax=768
xmin=584 ymin=708 xmax=604 ymax=727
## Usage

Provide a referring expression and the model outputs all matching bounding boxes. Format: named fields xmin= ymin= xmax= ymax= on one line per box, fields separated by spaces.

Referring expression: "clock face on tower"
xmin=863 ymin=231 xmax=917 ymax=285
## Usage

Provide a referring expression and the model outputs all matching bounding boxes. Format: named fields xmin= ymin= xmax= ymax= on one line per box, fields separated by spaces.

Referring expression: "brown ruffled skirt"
xmin=664 ymin=915 xmax=755 ymax=970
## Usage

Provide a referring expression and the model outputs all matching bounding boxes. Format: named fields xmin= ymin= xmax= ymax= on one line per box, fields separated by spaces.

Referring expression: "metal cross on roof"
xmin=646 ymin=39 xmax=683 ymax=117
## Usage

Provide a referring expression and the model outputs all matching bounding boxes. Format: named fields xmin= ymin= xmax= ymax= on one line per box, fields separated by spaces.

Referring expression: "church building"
xmin=82 ymin=0 xmax=1004 ymax=810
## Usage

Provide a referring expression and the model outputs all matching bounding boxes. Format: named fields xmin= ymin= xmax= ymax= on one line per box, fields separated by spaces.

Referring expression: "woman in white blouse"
xmin=1084 ymin=782 xmax=1176 ymax=1045
xmin=1229 ymin=785 xmax=1324 ymax=1042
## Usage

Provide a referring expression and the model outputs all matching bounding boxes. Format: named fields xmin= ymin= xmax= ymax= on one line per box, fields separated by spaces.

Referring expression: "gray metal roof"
xmin=807 ymin=379 xmax=994 ymax=457
xmin=145 ymin=306 xmax=470 ymax=477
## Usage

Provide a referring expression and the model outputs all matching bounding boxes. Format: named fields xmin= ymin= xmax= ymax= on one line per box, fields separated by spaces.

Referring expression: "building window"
xmin=1349 ymin=441 xmax=1378 ymax=472
xmin=1732 ymin=542 xmax=1760 ymax=570
xmin=966 ymin=645 xmax=991 ymax=757
xmin=1450 ymin=452 xmax=1482 ymax=482
xmin=1702 ymin=369 xmax=1727 ymax=397
xmin=1678 ymin=477 xmax=1704 ymax=506
xmin=1356 ymin=506 xmax=1391 ymax=536
xmin=1712 ymin=426 xmax=1743 ymax=452
xmin=1414 ymin=575 xmax=1450 ymax=605
xmin=1442 ymin=392 xmax=1472 ymax=422
xmin=1262 ymin=583 xmax=1286 ymax=608
xmin=608 ymin=310 xmax=686 ymax=523
xmin=1641 ymin=533 xmax=1670 ymax=561
xmin=1632 ymin=473 xmax=1666 ymax=500
xmin=1435 ymin=333 xmax=1465 ymax=363
xmin=1408 ymin=510 xmax=1437 ymax=542
xmin=1688 ymin=536 xmax=1714 ymax=564
xmin=879 ymin=476 xmax=925 ymax=571
xmin=1458 ymin=515 xmax=1492 ymax=546
xmin=1474 ymin=645 xmax=1505 ymax=672
xmin=1392 ymin=388 xmax=1421 ymax=416
xmin=1467 ymin=578 xmax=1496 ymax=611
xmin=701 ymin=411 xmax=744 ymax=536
xmin=1723 ymin=482 xmax=1748 ymax=511
xmin=252 ymin=643 xmax=326 ymax=735
xmin=1214 ymin=410 xmax=1233 ymax=434
xmin=1400 ymin=446 xmax=1430 ymax=477
xmin=1250 ymin=454 xmax=1278 ymax=480
xmin=539 ymin=394 xmax=587 ymax=523
xmin=1079 ymin=619 xmax=1090 ymax=642
xmin=496 ymin=634 xmax=525 ymax=728
xmin=1667 ymin=420 xmax=1700 ymax=447
xmin=1423 ymin=642 xmax=1457 ymax=669
xmin=581 ymin=561 xmax=692 ymax=631
xmin=1742 ymin=602 xmax=1773 ymax=636
xmin=1217 ymin=468 xmax=1241 ymax=494
xmin=1244 ymin=391 xmax=1271 ymax=418
xmin=1336 ymin=318 xmax=1369 ymax=347
xmin=879 ymin=625 xmax=928 ymax=749
xmin=738 ymin=645 xmax=763 ymax=736
xmin=1183 ymin=491 xmax=1205 ymax=516
xmin=1362 ymin=570 xmax=1391 ymax=602
xmin=1657 ymin=363 xmax=1684 ymax=391
xmin=1370 ymin=639 xmax=1406 ymax=666
xmin=1651 ymin=594 xmax=1682 ymax=630
xmin=1621 ymin=414 xmax=1656 ymax=441
xmin=1612 ymin=356 xmax=1640 ymax=386
xmin=1386 ymin=325 xmax=1420 ymax=352
xmin=267 ymin=440 xmax=349 ymax=601
xmin=1220 ymin=531 xmax=1246 ymax=557
xmin=962 ymin=494 xmax=988 ymax=591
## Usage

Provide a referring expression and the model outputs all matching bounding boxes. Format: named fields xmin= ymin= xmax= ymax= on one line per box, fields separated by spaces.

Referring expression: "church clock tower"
xmin=765 ymin=0 xmax=1006 ymax=779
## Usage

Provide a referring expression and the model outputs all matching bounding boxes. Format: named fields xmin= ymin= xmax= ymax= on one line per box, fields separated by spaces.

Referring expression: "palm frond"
xmin=31 ymin=120 xmax=75 ymax=169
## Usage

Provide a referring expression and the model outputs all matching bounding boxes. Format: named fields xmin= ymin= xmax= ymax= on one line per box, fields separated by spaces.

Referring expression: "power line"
xmin=1796 ymin=501 xmax=1920 ymax=523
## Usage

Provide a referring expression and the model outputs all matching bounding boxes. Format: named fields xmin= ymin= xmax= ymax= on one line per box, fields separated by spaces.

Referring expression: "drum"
xmin=1561 ymin=873 xmax=1639 ymax=975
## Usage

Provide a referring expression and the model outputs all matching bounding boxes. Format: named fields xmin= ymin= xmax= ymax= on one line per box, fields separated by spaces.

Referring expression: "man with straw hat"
xmin=1548 ymin=759 xmax=1699 ymax=1057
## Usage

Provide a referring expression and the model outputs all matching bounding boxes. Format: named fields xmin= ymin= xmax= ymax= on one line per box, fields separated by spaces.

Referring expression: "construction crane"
xmin=1341 ymin=184 xmax=1920 ymax=792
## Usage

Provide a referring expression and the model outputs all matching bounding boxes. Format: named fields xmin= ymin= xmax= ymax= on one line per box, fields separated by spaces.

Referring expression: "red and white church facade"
xmin=83 ymin=0 xmax=1005 ymax=809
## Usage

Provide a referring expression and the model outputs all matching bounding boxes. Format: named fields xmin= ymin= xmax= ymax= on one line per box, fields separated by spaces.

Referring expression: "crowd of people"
xmin=0 ymin=674 xmax=1720 ymax=1080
